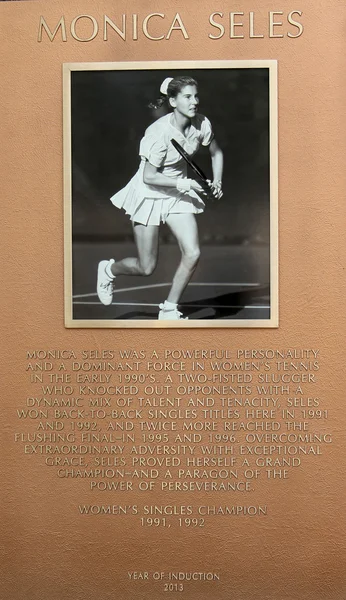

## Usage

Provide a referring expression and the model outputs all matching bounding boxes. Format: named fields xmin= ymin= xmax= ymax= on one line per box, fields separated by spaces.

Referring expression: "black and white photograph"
xmin=64 ymin=60 xmax=278 ymax=328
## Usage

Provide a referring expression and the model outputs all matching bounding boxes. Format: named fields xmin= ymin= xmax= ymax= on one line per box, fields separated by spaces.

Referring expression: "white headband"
xmin=160 ymin=77 xmax=174 ymax=95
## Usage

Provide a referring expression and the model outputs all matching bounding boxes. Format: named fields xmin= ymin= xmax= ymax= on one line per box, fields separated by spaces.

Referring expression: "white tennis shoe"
xmin=97 ymin=259 xmax=116 ymax=305
xmin=158 ymin=303 xmax=188 ymax=320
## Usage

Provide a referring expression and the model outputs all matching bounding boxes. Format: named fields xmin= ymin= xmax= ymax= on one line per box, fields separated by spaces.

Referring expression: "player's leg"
xmin=158 ymin=213 xmax=200 ymax=319
xmin=97 ymin=223 xmax=159 ymax=305
xmin=111 ymin=222 xmax=159 ymax=276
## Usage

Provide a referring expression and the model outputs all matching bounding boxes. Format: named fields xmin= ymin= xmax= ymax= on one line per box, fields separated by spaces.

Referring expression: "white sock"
xmin=162 ymin=300 xmax=178 ymax=310
xmin=105 ymin=261 xmax=115 ymax=279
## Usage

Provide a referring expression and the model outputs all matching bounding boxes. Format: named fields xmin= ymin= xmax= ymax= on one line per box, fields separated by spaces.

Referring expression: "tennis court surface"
xmin=72 ymin=242 xmax=271 ymax=321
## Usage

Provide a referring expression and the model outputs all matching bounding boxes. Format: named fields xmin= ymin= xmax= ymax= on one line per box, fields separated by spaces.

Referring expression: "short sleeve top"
xmin=139 ymin=113 xmax=214 ymax=177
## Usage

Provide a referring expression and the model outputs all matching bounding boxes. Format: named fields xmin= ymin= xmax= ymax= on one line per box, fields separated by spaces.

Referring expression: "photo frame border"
xmin=63 ymin=59 xmax=278 ymax=329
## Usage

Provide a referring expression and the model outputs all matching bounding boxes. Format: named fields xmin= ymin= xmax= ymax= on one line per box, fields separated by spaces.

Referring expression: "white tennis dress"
xmin=110 ymin=112 xmax=214 ymax=226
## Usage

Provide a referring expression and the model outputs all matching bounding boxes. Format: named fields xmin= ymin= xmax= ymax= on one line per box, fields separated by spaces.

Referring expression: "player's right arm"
xmin=143 ymin=161 xmax=205 ymax=194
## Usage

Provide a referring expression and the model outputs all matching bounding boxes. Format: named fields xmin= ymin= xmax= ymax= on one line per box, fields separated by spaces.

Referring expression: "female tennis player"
xmin=97 ymin=75 xmax=223 ymax=320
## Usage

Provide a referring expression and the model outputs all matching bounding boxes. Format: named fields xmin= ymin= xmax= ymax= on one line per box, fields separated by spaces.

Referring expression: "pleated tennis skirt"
xmin=110 ymin=162 xmax=205 ymax=226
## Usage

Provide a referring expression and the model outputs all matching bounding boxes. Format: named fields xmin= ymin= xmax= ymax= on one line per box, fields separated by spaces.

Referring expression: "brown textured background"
xmin=1 ymin=1 xmax=346 ymax=599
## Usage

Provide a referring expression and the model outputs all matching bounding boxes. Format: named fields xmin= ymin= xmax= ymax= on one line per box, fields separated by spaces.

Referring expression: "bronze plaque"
xmin=1 ymin=2 xmax=345 ymax=600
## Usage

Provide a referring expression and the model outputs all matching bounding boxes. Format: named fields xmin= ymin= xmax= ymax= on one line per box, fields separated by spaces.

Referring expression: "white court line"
xmin=73 ymin=302 xmax=162 ymax=307
xmin=73 ymin=281 xmax=261 ymax=299
xmin=73 ymin=301 xmax=270 ymax=309
xmin=74 ymin=283 xmax=169 ymax=299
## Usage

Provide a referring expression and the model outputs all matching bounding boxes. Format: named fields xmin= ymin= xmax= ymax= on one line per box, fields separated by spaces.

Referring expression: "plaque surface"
xmin=1 ymin=2 xmax=346 ymax=600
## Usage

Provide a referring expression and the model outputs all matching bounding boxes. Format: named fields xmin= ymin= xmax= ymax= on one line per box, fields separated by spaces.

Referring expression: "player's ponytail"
xmin=148 ymin=77 xmax=173 ymax=109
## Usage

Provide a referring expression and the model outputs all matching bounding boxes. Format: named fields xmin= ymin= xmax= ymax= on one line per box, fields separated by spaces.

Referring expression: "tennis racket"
xmin=171 ymin=138 xmax=216 ymax=200
xmin=171 ymin=138 xmax=208 ymax=183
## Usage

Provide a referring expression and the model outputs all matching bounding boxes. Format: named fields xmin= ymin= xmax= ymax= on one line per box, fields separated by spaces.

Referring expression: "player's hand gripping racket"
xmin=170 ymin=138 xmax=218 ymax=200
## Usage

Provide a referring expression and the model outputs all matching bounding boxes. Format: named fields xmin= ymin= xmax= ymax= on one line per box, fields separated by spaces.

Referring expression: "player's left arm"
xmin=208 ymin=139 xmax=223 ymax=199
